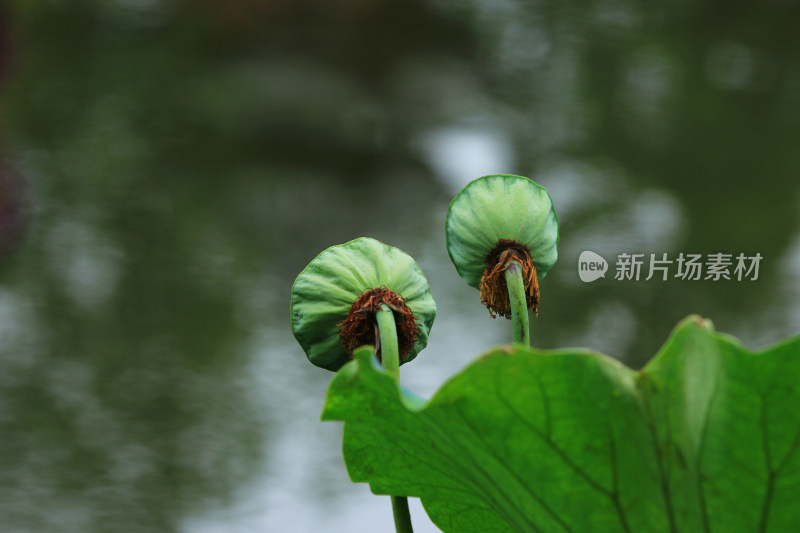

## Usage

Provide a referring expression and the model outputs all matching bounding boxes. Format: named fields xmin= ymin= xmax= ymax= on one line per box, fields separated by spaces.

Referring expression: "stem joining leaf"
xmin=375 ymin=303 xmax=414 ymax=533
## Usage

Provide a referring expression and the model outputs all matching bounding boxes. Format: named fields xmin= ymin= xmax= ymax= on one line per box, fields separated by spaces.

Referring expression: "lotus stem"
xmin=375 ymin=303 xmax=414 ymax=533
xmin=376 ymin=303 xmax=400 ymax=382
xmin=391 ymin=495 xmax=414 ymax=533
xmin=504 ymin=260 xmax=530 ymax=346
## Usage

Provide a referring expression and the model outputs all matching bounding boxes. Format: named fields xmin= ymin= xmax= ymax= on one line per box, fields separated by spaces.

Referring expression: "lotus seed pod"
xmin=445 ymin=174 xmax=559 ymax=318
xmin=290 ymin=237 xmax=437 ymax=371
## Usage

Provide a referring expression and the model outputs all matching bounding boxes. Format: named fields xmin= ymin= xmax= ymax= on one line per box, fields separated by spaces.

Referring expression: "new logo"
xmin=578 ymin=251 xmax=608 ymax=282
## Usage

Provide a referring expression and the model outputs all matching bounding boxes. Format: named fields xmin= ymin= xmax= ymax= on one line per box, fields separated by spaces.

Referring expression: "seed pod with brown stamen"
xmin=445 ymin=175 xmax=559 ymax=318
xmin=290 ymin=237 xmax=436 ymax=371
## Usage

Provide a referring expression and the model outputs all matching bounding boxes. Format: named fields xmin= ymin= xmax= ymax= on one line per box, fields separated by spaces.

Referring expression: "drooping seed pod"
xmin=291 ymin=237 xmax=437 ymax=371
xmin=445 ymin=174 xmax=559 ymax=318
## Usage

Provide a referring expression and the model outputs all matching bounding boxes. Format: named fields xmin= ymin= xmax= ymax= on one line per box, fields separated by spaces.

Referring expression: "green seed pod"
xmin=445 ymin=174 xmax=559 ymax=318
xmin=291 ymin=237 xmax=437 ymax=371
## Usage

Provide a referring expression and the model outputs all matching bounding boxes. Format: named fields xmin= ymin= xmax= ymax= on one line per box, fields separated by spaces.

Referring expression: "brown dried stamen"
xmin=337 ymin=287 xmax=419 ymax=363
xmin=479 ymin=239 xmax=540 ymax=319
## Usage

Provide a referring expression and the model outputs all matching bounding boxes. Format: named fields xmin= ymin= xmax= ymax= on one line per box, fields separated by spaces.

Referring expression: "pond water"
xmin=1 ymin=1 xmax=799 ymax=532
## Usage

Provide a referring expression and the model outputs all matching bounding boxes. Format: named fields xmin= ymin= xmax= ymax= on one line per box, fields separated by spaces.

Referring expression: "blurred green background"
xmin=1 ymin=1 xmax=799 ymax=531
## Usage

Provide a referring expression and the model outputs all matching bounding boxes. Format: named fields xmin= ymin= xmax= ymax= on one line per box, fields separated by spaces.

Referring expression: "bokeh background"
xmin=1 ymin=1 xmax=799 ymax=531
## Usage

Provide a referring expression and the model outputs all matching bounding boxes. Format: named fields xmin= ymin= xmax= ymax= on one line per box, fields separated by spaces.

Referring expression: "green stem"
xmin=391 ymin=495 xmax=414 ymax=532
xmin=504 ymin=259 xmax=530 ymax=346
xmin=375 ymin=304 xmax=414 ymax=533
xmin=376 ymin=304 xmax=400 ymax=383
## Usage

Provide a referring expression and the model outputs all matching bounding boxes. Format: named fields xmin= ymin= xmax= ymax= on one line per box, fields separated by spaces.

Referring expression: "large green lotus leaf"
xmin=321 ymin=317 xmax=800 ymax=532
